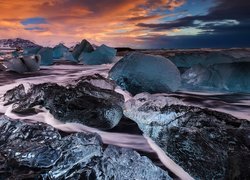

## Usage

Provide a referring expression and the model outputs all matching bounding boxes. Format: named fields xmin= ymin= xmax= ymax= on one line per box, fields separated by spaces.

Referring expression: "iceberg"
xmin=72 ymin=39 xmax=94 ymax=60
xmin=37 ymin=47 xmax=53 ymax=66
xmin=169 ymin=50 xmax=250 ymax=68
xmin=52 ymin=43 xmax=77 ymax=62
xmin=109 ymin=52 xmax=181 ymax=95
xmin=124 ymin=93 xmax=250 ymax=179
xmin=52 ymin=43 xmax=68 ymax=59
xmin=181 ymin=62 xmax=250 ymax=92
xmin=62 ymin=51 xmax=76 ymax=62
xmin=23 ymin=46 xmax=42 ymax=55
xmin=79 ymin=44 xmax=117 ymax=65
xmin=1 ymin=55 xmax=40 ymax=73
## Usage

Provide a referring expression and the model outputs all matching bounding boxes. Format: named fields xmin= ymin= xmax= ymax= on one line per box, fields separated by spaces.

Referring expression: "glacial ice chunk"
xmin=0 ymin=116 xmax=172 ymax=180
xmin=72 ymin=39 xmax=94 ymax=60
xmin=1 ymin=55 xmax=40 ymax=73
xmin=53 ymin=43 xmax=68 ymax=59
xmin=52 ymin=43 xmax=77 ymax=62
xmin=101 ymin=145 xmax=172 ymax=180
xmin=181 ymin=62 xmax=250 ymax=92
xmin=169 ymin=50 xmax=250 ymax=68
xmin=4 ymin=77 xmax=124 ymax=129
xmin=23 ymin=46 xmax=42 ymax=55
xmin=124 ymin=93 xmax=250 ymax=179
xmin=62 ymin=51 xmax=76 ymax=62
xmin=109 ymin=52 xmax=181 ymax=95
xmin=37 ymin=47 xmax=53 ymax=66
xmin=79 ymin=44 xmax=117 ymax=65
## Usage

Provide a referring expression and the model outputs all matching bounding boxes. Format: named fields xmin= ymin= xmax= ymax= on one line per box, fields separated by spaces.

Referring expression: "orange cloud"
xmin=0 ymin=0 xmax=186 ymax=47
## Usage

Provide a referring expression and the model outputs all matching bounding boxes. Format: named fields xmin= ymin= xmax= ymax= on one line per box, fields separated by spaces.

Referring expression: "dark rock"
xmin=124 ymin=93 xmax=250 ymax=179
xmin=4 ymin=76 xmax=124 ymax=130
xmin=0 ymin=116 xmax=172 ymax=180
xmin=3 ymin=84 xmax=26 ymax=105
xmin=75 ymin=74 xmax=116 ymax=90
xmin=46 ymin=133 xmax=103 ymax=179
xmin=100 ymin=145 xmax=171 ymax=180
xmin=0 ymin=116 xmax=61 ymax=168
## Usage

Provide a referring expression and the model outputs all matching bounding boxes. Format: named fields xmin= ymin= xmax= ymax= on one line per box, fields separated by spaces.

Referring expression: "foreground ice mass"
xmin=0 ymin=116 xmax=172 ymax=180
xmin=109 ymin=52 xmax=181 ymax=95
xmin=124 ymin=93 xmax=250 ymax=179
xmin=79 ymin=44 xmax=117 ymax=65
xmin=182 ymin=62 xmax=250 ymax=92
xmin=4 ymin=75 xmax=124 ymax=130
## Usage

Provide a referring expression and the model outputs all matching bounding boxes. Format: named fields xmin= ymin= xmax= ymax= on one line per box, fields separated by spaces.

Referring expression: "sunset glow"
xmin=0 ymin=0 xmax=249 ymax=48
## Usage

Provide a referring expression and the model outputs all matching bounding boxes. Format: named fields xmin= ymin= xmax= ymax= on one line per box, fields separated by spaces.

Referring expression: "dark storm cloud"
xmin=138 ymin=18 xmax=194 ymax=30
xmin=138 ymin=31 xmax=250 ymax=49
xmin=137 ymin=0 xmax=250 ymax=48
xmin=138 ymin=0 xmax=250 ymax=30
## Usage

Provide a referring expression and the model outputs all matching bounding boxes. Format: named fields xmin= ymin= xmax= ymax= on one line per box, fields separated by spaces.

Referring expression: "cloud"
xmin=134 ymin=0 xmax=250 ymax=48
xmin=25 ymin=27 xmax=47 ymax=31
xmin=137 ymin=32 xmax=250 ymax=49
xmin=1 ymin=0 xmax=248 ymax=48
xmin=21 ymin=17 xmax=48 ymax=25
xmin=137 ymin=0 xmax=250 ymax=32
xmin=0 ymin=0 xmax=186 ymax=47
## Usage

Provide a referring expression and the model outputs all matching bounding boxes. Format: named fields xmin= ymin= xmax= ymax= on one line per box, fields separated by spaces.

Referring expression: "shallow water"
xmin=0 ymin=63 xmax=249 ymax=179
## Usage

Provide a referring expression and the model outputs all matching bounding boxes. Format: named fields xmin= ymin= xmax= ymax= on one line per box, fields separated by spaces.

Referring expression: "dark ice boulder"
xmin=75 ymin=74 xmax=116 ymax=90
xmin=0 ymin=116 xmax=102 ymax=179
xmin=124 ymin=93 xmax=250 ymax=179
xmin=72 ymin=39 xmax=94 ymax=60
xmin=37 ymin=47 xmax=53 ymax=65
xmin=2 ymin=55 xmax=40 ymax=73
xmin=181 ymin=62 xmax=250 ymax=93
xmin=0 ymin=116 xmax=62 ymax=168
xmin=109 ymin=52 xmax=181 ymax=95
xmin=46 ymin=133 xmax=103 ymax=179
xmin=3 ymin=84 xmax=26 ymax=105
xmin=79 ymin=44 xmax=117 ymax=65
xmin=4 ymin=78 xmax=124 ymax=129
xmin=0 ymin=116 xmax=172 ymax=180
xmin=101 ymin=145 xmax=171 ymax=180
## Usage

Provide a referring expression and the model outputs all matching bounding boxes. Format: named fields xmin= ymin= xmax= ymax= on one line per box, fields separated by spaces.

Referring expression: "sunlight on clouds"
xmin=0 ymin=0 xmax=187 ymax=47
xmin=167 ymin=27 xmax=204 ymax=36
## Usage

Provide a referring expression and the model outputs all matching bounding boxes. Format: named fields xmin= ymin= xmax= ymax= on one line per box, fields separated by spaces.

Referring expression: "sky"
xmin=0 ymin=0 xmax=249 ymax=48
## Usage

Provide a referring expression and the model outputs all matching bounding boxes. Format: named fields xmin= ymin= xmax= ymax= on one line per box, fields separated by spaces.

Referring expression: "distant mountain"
xmin=0 ymin=38 xmax=41 ymax=49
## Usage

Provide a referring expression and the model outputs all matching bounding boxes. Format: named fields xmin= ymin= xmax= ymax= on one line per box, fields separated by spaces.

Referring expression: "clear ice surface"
xmin=79 ymin=44 xmax=117 ymax=65
xmin=109 ymin=52 xmax=181 ymax=95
